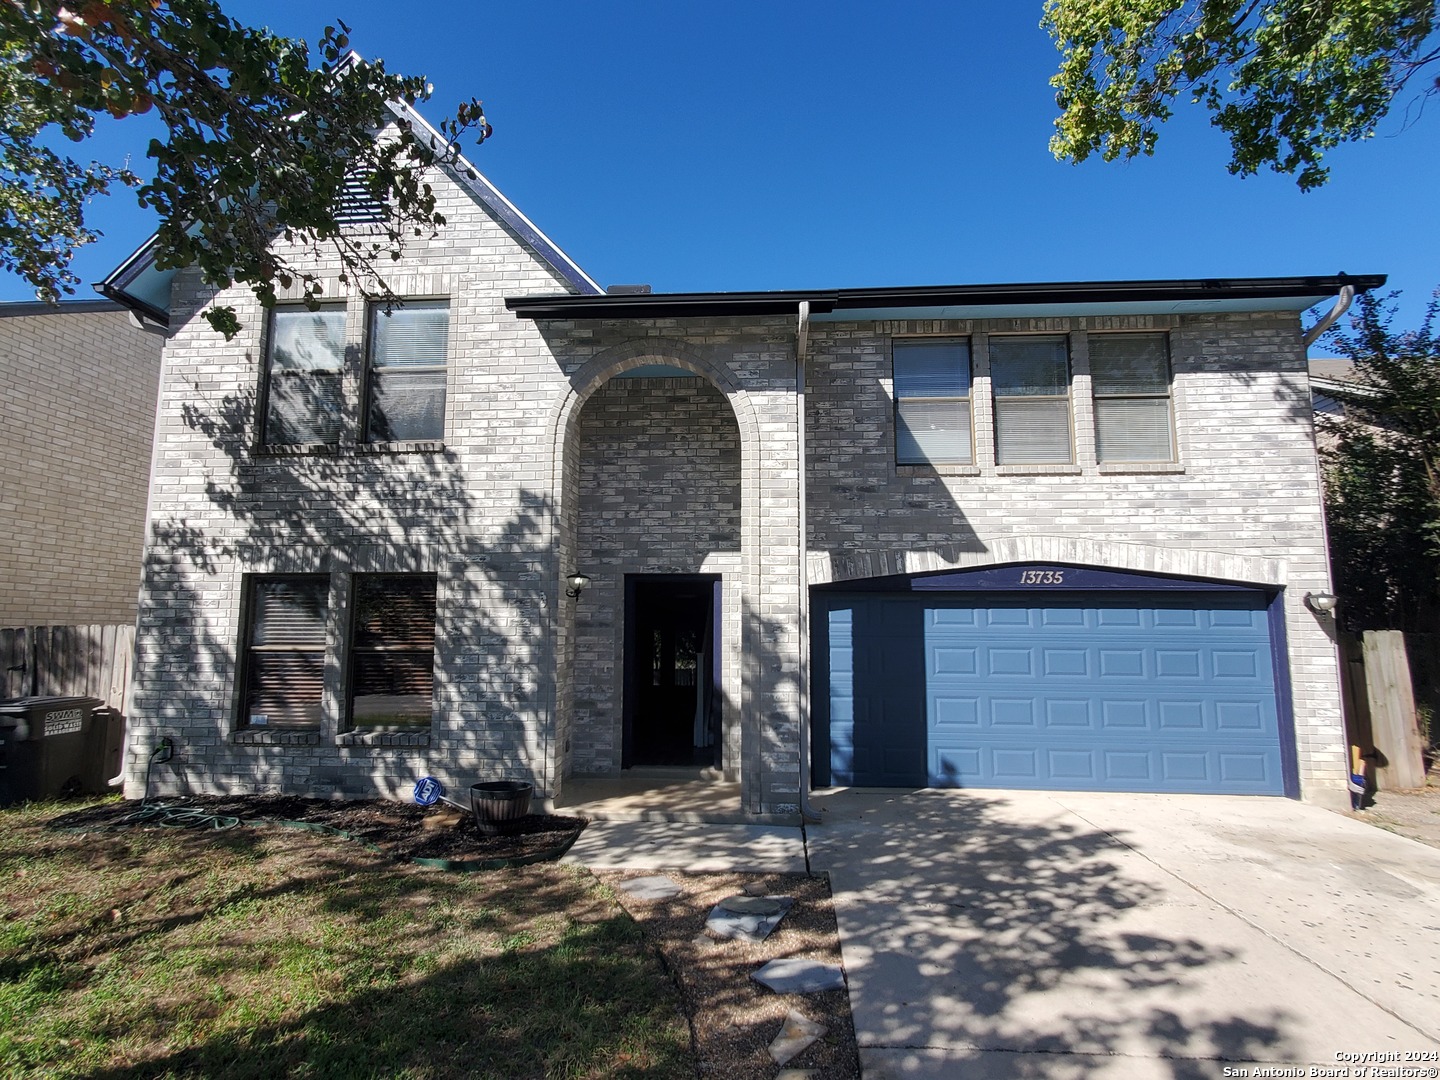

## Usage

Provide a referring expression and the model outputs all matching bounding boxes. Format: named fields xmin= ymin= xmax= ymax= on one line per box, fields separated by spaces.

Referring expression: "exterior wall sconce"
xmin=1304 ymin=591 xmax=1339 ymax=617
xmin=565 ymin=573 xmax=592 ymax=599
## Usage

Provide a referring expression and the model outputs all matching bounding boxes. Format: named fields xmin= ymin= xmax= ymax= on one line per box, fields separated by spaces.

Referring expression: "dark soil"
xmin=43 ymin=795 xmax=587 ymax=864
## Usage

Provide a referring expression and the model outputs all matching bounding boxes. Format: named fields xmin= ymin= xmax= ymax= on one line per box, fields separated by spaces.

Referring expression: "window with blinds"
xmin=893 ymin=339 xmax=972 ymax=464
xmin=991 ymin=336 xmax=1073 ymax=464
xmin=262 ymin=307 xmax=347 ymax=445
xmin=366 ymin=302 xmax=449 ymax=442
xmin=348 ymin=575 xmax=436 ymax=728
xmin=1090 ymin=333 xmax=1175 ymax=462
xmin=242 ymin=577 xmax=329 ymax=728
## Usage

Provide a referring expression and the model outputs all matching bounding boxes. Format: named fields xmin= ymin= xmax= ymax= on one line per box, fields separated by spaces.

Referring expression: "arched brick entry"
xmin=546 ymin=340 xmax=771 ymax=811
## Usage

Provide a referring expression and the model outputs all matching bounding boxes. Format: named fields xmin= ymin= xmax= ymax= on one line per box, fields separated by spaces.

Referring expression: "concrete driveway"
xmin=805 ymin=788 xmax=1440 ymax=1079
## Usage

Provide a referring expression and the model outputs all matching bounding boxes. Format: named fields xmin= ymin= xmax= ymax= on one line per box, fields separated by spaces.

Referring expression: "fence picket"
xmin=1 ymin=623 xmax=134 ymax=712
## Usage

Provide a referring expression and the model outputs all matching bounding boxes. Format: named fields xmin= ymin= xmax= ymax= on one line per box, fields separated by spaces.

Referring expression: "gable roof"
xmin=96 ymin=63 xmax=601 ymax=325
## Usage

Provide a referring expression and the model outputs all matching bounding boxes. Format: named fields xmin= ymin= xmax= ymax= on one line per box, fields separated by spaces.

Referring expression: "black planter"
xmin=469 ymin=781 xmax=534 ymax=835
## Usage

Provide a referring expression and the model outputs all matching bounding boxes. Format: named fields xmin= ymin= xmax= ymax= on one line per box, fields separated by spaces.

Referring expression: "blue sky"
xmin=5 ymin=2 xmax=1436 ymax=332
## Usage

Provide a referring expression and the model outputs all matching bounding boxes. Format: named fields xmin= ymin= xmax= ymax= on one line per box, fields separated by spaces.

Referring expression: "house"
xmin=0 ymin=300 xmax=163 ymax=629
xmin=96 ymin=102 xmax=1383 ymax=818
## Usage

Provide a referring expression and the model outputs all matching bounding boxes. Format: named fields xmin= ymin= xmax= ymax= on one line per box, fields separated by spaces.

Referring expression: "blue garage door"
xmin=820 ymin=591 xmax=1286 ymax=795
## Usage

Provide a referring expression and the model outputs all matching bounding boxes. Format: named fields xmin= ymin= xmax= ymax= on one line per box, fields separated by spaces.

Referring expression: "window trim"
xmin=891 ymin=336 xmax=975 ymax=466
xmin=989 ymin=333 xmax=1074 ymax=466
xmin=1088 ymin=331 xmax=1176 ymax=464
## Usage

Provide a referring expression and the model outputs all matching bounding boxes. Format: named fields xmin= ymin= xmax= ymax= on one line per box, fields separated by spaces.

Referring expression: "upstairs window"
xmin=991 ymin=336 xmax=1072 ymax=464
xmin=893 ymin=339 xmax=973 ymax=465
xmin=1090 ymin=334 xmax=1175 ymax=462
xmin=366 ymin=302 xmax=449 ymax=442
xmin=348 ymin=575 xmax=437 ymax=729
xmin=262 ymin=307 xmax=347 ymax=445
xmin=241 ymin=577 xmax=329 ymax=728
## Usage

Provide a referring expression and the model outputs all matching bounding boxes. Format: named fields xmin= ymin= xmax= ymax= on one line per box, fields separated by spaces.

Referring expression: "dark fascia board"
xmin=505 ymin=273 xmax=1387 ymax=320
xmin=0 ymin=298 xmax=127 ymax=319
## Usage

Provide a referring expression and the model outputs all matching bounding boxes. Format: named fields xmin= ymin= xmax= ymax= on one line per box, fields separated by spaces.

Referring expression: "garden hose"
xmin=118 ymin=738 xmax=241 ymax=831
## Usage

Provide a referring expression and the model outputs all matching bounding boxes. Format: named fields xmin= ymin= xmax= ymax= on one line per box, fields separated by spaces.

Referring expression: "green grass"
xmin=0 ymin=800 xmax=692 ymax=1079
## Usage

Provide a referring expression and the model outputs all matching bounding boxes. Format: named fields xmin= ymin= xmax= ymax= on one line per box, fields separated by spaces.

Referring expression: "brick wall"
xmin=805 ymin=313 xmax=1345 ymax=799
xmin=0 ymin=304 xmax=162 ymax=625
xmin=125 ymin=151 xmax=590 ymax=802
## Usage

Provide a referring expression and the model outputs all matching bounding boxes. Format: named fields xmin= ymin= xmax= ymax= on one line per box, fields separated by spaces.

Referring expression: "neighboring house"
xmin=96 ymin=102 xmax=1383 ymax=817
xmin=0 ymin=300 xmax=163 ymax=627
xmin=1309 ymin=357 xmax=1364 ymax=423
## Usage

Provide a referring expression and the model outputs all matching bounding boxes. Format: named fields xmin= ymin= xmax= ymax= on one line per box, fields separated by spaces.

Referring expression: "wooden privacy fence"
xmin=0 ymin=624 xmax=134 ymax=712
xmin=1339 ymin=629 xmax=1434 ymax=791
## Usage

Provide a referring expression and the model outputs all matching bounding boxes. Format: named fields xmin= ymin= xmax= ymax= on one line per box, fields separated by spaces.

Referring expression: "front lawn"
xmin=0 ymin=800 xmax=693 ymax=1079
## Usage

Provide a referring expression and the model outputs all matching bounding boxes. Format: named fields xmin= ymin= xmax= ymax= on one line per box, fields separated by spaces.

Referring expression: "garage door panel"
xmin=934 ymin=696 xmax=980 ymax=726
xmin=825 ymin=589 xmax=1285 ymax=795
xmin=1043 ymin=649 xmax=1089 ymax=676
xmin=932 ymin=647 xmax=978 ymax=675
xmin=1044 ymin=699 xmax=1091 ymax=727
xmin=988 ymin=648 xmax=1033 ymax=675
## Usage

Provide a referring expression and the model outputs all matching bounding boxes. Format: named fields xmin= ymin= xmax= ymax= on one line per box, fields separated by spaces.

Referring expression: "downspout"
xmin=795 ymin=301 xmax=821 ymax=823
xmin=1301 ymin=281 xmax=1354 ymax=798
xmin=1302 ymin=278 xmax=1354 ymax=349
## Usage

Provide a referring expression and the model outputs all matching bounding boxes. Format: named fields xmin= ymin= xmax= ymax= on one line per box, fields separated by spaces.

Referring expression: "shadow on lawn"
xmin=806 ymin=791 xmax=1299 ymax=1076
xmin=80 ymin=917 xmax=688 ymax=1080
xmin=3 ymin=821 xmax=691 ymax=1080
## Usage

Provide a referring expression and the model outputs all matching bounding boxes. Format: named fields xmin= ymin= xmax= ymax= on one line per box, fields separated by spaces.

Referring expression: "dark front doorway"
xmin=624 ymin=575 xmax=721 ymax=768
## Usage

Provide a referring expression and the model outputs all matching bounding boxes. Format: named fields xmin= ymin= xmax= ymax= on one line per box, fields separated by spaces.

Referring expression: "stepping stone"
xmin=742 ymin=880 xmax=771 ymax=896
xmin=776 ymin=1072 xmax=817 ymax=1080
xmin=616 ymin=875 xmax=682 ymax=901
xmin=751 ymin=958 xmax=846 ymax=994
xmin=769 ymin=1009 xmax=827 ymax=1065
xmin=705 ymin=895 xmax=794 ymax=942
xmin=717 ymin=894 xmax=785 ymax=915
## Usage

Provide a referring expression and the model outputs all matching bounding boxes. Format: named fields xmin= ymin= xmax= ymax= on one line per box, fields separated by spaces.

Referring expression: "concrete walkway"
xmin=561 ymin=819 xmax=808 ymax=872
xmin=806 ymin=788 xmax=1440 ymax=1078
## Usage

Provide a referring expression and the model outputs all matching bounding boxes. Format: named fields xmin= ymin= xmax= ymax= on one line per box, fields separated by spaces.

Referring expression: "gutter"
xmin=506 ymin=273 xmax=1387 ymax=321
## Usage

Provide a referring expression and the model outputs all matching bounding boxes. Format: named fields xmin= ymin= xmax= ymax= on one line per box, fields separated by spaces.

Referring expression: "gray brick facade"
xmin=0 ymin=303 xmax=162 ymax=626
xmin=120 ymin=153 xmax=1351 ymax=815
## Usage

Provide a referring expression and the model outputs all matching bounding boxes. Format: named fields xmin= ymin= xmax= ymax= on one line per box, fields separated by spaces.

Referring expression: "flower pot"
xmin=470 ymin=781 xmax=534 ymax=835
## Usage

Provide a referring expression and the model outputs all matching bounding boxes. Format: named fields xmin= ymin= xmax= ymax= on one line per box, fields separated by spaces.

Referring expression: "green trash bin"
xmin=0 ymin=696 xmax=105 ymax=805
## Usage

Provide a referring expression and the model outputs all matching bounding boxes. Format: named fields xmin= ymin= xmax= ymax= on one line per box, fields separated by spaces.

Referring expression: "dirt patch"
xmin=1348 ymin=777 xmax=1440 ymax=850
xmin=600 ymin=869 xmax=861 ymax=1080
xmin=43 ymin=794 xmax=587 ymax=864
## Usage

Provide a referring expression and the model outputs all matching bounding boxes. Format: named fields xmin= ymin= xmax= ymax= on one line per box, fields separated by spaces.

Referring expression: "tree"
xmin=0 ymin=0 xmax=490 ymax=335
xmin=1320 ymin=290 xmax=1440 ymax=632
xmin=1044 ymin=0 xmax=1439 ymax=189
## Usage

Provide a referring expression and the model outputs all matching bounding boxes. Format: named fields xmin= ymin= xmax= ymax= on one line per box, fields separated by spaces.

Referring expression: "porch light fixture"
xmin=565 ymin=573 xmax=592 ymax=599
xmin=1304 ymin=591 xmax=1339 ymax=617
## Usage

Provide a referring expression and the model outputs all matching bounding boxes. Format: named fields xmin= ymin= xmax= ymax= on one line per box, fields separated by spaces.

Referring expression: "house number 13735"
xmin=1019 ymin=570 xmax=1065 ymax=585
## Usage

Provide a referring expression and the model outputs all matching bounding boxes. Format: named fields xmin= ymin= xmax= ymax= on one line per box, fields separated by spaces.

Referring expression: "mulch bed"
xmin=43 ymin=795 xmax=587 ymax=864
